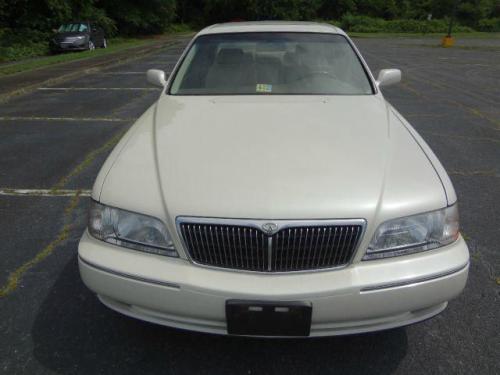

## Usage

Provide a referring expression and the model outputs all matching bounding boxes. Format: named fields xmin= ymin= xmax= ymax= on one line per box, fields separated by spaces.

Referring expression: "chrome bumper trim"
xmin=360 ymin=262 xmax=469 ymax=292
xmin=79 ymin=256 xmax=181 ymax=290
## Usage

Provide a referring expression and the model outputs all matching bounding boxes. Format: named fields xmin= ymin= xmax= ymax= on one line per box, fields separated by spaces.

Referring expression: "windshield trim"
xmin=166 ymin=31 xmax=377 ymax=97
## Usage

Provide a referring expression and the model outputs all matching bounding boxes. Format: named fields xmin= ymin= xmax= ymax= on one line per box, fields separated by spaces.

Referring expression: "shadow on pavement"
xmin=32 ymin=255 xmax=408 ymax=375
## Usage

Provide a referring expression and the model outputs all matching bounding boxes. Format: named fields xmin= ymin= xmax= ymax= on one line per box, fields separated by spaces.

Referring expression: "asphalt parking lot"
xmin=0 ymin=35 xmax=499 ymax=374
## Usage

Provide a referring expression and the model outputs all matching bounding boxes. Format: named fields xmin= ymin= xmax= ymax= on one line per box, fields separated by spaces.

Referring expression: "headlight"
xmin=64 ymin=36 xmax=85 ymax=42
xmin=364 ymin=204 xmax=459 ymax=260
xmin=88 ymin=201 xmax=177 ymax=257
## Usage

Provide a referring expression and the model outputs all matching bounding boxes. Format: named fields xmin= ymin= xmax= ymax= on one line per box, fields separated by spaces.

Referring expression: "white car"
xmin=78 ymin=21 xmax=469 ymax=337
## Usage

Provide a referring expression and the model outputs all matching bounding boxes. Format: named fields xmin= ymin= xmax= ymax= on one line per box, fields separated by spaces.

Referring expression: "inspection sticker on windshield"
xmin=256 ymin=84 xmax=272 ymax=93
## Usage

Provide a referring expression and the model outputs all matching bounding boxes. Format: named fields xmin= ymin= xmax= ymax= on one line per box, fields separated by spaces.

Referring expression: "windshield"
xmin=58 ymin=23 xmax=88 ymax=33
xmin=170 ymin=32 xmax=373 ymax=95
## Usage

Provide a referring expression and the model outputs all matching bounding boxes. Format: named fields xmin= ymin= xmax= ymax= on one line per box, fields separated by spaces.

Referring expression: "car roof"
xmin=197 ymin=21 xmax=345 ymax=36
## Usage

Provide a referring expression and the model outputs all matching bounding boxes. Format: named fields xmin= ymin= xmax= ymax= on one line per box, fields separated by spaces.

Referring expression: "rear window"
xmin=170 ymin=32 xmax=374 ymax=95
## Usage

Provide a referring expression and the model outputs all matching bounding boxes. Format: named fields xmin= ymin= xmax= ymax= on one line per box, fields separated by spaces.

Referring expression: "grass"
xmin=349 ymin=31 xmax=500 ymax=39
xmin=0 ymin=37 xmax=158 ymax=77
xmin=0 ymin=191 xmax=81 ymax=298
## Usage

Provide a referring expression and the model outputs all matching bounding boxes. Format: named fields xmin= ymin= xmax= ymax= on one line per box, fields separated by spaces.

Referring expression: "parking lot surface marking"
xmin=100 ymin=72 xmax=152 ymax=75
xmin=0 ymin=38 xmax=191 ymax=300
xmin=362 ymin=49 xmax=500 ymax=130
xmin=0 ymin=36 xmax=498 ymax=374
xmin=0 ymin=128 xmax=125 ymax=296
xmin=51 ymin=128 xmax=127 ymax=191
xmin=38 ymin=87 xmax=160 ymax=91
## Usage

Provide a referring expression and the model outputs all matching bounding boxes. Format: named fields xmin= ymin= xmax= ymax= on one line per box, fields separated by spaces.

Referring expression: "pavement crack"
xmin=448 ymin=169 xmax=499 ymax=178
xmin=395 ymin=74 xmax=500 ymax=131
xmin=0 ymin=192 xmax=81 ymax=298
xmin=51 ymin=129 xmax=127 ymax=192
xmin=0 ymin=189 xmax=91 ymax=197
xmin=0 ymin=126 xmax=126 ymax=298
xmin=0 ymin=116 xmax=135 ymax=122
xmin=419 ymin=131 xmax=500 ymax=144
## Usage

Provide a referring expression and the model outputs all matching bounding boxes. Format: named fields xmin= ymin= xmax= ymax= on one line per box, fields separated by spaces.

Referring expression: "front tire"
xmin=88 ymin=40 xmax=95 ymax=51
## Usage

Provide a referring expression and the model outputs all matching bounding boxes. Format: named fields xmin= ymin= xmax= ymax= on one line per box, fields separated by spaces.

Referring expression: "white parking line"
xmin=100 ymin=72 xmax=146 ymax=75
xmin=38 ymin=87 xmax=159 ymax=91
xmin=0 ymin=189 xmax=91 ymax=197
xmin=99 ymin=71 xmax=171 ymax=75
xmin=0 ymin=116 xmax=134 ymax=122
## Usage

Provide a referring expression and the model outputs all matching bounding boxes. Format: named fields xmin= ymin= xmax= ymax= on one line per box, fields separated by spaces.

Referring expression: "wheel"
xmin=88 ymin=40 xmax=95 ymax=51
xmin=102 ymin=38 xmax=107 ymax=48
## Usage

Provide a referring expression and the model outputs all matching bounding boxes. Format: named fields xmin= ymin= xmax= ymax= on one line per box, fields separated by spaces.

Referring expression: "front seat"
xmin=205 ymin=48 xmax=254 ymax=91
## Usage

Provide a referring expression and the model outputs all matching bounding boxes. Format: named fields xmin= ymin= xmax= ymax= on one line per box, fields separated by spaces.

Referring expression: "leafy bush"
xmin=477 ymin=18 xmax=500 ymax=32
xmin=0 ymin=28 xmax=50 ymax=62
xmin=325 ymin=19 xmax=342 ymax=28
xmin=336 ymin=15 xmax=475 ymax=33
xmin=77 ymin=6 xmax=117 ymax=37
xmin=0 ymin=43 xmax=49 ymax=62
xmin=340 ymin=14 xmax=385 ymax=33
xmin=167 ymin=23 xmax=194 ymax=33
xmin=383 ymin=19 xmax=474 ymax=33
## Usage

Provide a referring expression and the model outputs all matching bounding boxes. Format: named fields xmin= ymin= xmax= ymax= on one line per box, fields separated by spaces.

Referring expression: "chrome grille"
xmin=178 ymin=219 xmax=364 ymax=272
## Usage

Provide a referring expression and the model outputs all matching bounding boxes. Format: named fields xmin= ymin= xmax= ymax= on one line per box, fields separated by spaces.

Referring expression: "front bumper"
xmin=78 ymin=230 xmax=469 ymax=337
xmin=51 ymin=40 xmax=87 ymax=51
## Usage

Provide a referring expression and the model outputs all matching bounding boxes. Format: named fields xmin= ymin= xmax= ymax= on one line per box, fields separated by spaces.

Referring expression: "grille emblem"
xmin=261 ymin=222 xmax=279 ymax=235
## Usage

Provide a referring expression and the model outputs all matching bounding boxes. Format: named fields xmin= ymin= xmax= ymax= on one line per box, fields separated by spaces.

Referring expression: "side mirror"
xmin=147 ymin=69 xmax=166 ymax=88
xmin=376 ymin=69 xmax=401 ymax=87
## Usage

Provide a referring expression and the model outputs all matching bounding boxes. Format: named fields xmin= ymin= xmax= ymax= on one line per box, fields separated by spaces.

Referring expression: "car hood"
xmin=146 ymin=95 xmax=446 ymax=221
xmin=54 ymin=32 xmax=87 ymax=39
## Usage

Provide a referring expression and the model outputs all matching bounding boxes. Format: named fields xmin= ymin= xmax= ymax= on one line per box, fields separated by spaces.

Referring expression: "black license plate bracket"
xmin=226 ymin=300 xmax=312 ymax=337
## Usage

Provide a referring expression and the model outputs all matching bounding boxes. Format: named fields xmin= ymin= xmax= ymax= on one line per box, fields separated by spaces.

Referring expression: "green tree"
xmin=318 ymin=0 xmax=357 ymax=19
xmin=246 ymin=0 xmax=322 ymax=20
xmin=101 ymin=0 xmax=176 ymax=34
xmin=456 ymin=0 xmax=497 ymax=26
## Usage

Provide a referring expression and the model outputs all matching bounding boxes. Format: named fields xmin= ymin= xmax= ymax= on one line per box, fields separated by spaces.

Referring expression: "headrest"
xmin=283 ymin=51 xmax=298 ymax=65
xmin=216 ymin=48 xmax=245 ymax=64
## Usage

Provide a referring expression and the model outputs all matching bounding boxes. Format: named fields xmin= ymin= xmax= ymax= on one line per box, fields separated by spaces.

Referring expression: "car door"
xmin=82 ymin=22 xmax=92 ymax=47
xmin=98 ymin=26 xmax=105 ymax=46
xmin=90 ymin=22 xmax=103 ymax=47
